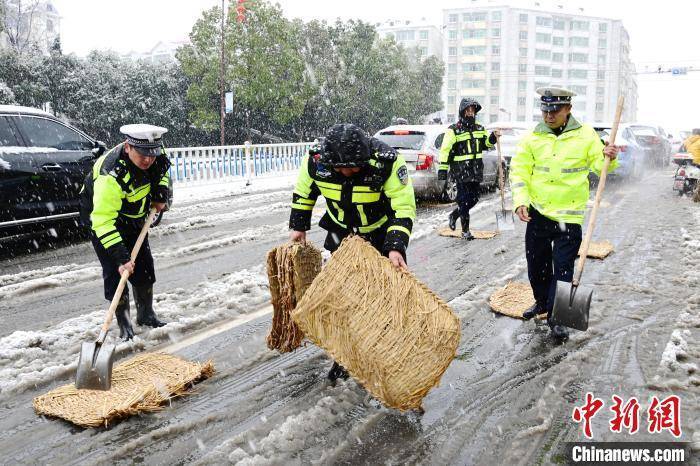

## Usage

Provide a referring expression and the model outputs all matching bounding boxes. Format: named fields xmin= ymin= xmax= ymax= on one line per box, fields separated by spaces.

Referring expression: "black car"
xmin=0 ymin=105 xmax=173 ymax=242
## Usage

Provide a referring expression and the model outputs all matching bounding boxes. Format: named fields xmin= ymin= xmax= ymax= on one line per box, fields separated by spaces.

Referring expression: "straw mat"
xmin=489 ymin=282 xmax=536 ymax=319
xmin=266 ymin=241 xmax=322 ymax=352
xmin=579 ymin=240 xmax=614 ymax=259
xmin=292 ymin=236 xmax=460 ymax=411
xmin=437 ymin=227 xmax=498 ymax=239
xmin=33 ymin=353 xmax=214 ymax=428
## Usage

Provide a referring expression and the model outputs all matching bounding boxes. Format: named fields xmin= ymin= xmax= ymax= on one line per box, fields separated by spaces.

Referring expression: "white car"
xmin=485 ymin=121 xmax=531 ymax=166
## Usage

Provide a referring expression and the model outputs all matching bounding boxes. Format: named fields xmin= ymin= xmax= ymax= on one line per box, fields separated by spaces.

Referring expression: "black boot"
xmin=448 ymin=208 xmax=459 ymax=230
xmin=328 ymin=361 xmax=349 ymax=382
xmin=460 ymin=215 xmax=474 ymax=240
xmin=115 ymin=293 xmax=135 ymax=341
xmin=522 ymin=303 xmax=545 ymax=320
xmin=133 ymin=285 xmax=166 ymax=328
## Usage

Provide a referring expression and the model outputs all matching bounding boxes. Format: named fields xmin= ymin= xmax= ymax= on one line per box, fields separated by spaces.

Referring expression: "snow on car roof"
xmin=0 ymin=105 xmax=54 ymax=118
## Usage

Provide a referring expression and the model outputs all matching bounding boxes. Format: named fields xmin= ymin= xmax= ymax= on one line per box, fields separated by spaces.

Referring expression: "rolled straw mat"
xmin=33 ymin=353 xmax=214 ymax=428
xmin=437 ymin=227 xmax=498 ymax=239
xmin=292 ymin=236 xmax=460 ymax=411
xmin=266 ymin=241 xmax=322 ymax=352
xmin=579 ymin=240 xmax=614 ymax=259
xmin=489 ymin=281 xmax=537 ymax=319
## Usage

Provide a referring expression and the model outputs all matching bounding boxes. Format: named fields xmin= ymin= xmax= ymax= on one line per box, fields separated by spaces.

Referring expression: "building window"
xmin=551 ymin=69 xmax=563 ymax=78
xmin=535 ymin=66 xmax=550 ymax=76
xmin=553 ymin=18 xmax=565 ymax=30
xmin=448 ymin=79 xmax=457 ymax=89
xmin=461 ymin=79 xmax=486 ymax=88
xmin=419 ymin=47 xmax=428 ymax=57
xmin=463 ymin=11 xmax=487 ymax=21
xmin=535 ymin=49 xmax=551 ymax=60
xmin=599 ymin=23 xmax=608 ymax=32
xmin=517 ymin=114 xmax=526 ymax=122
xmin=386 ymin=32 xmax=395 ymax=39
xmin=518 ymin=97 xmax=526 ymax=106
xmin=448 ymin=63 xmax=457 ymax=73
xmin=463 ymin=29 xmax=487 ymax=39
xmin=492 ymin=28 xmax=501 ymax=38
xmin=448 ymin=95 xmax=456 ymax=105
xmin=518 ymin=81 xmax=527 ymax=91
xmin=596 ymin=87 xmax=605 ymax=96
xmin=449 ymin=14 xmax=458 ymax=23
xmin=519 ymin=47 xmax=528 ymax=57
xmin=569 ymin=37 xmax=589 ymax=47
xmin=449 ymin=29 xmax=458 ymax=40
xmin=449 ymin=46 xmax=457 ymax=56
xmin=492 ymin=11 xmax=502 ymax=21
xmin=598 ymin=54 xmax=606 ymax=64
xmin=420 ymin=30 xmax=429 ymax=40
xmin=519 ymin=31 xmax=528 ymax=40
xmin=552 ymin=52 xmax=563 ymax=62
xmin=463 ymin=62 xmax=486 ymax=72
xmin=569 ymin=52 xmax=588 ymax=63
xmin=519 ymin=64 xmax=528 ymax=73
xmin=536 ymin=16 xmax=552 ymax=27
xmin=595 ymin=102 xmax=604 ymax=111
xmin=536 ymin=33 xmax=551 ymax=43
xmin=552 ymin=36 xmax=564 ymax=46
xmin=571 ymin=85 xmax=587 ymax=95
xmin=490 ymin=95 xmax=499 ymax=104
xmin=490 ymin=114 xmax=498 ymax=122
xmin=519 ymin=13 xmax=528 ymax=24
xmin=570 ymin=20 xmax=590 ymax=31
xmin=492 ymin=45 xmax=500 ymax=55
xmin=597 ymin=70 xmax=606 ymax=80
xmin=491 ymin=62 xmax=500 ymax=71
xmin=598 ymin=38 xmax=607 ymax=48
xmin=462 ymin=46 xmax=487 ymax=55
xmin=568 ymin=69 xmax=588 ymax=79
xmin=448 ymin=114 xmax=456 ymax=122
xmin=396 ymin=30 xmax=415 ymax=41
xmin=491 ymin=78 xmax=499 ymax=88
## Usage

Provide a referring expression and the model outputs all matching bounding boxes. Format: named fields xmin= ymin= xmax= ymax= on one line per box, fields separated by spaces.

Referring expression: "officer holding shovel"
xmin=510 ymin=87 xmax=619 ymax=340
xmin=288 ymin=123 xmax=416 ymax=380
xmin=80 ymin=124 xmax=171 ymax=341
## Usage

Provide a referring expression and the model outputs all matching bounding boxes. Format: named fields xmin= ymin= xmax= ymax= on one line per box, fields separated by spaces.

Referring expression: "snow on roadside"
xmin=173 ymin=173 xmax=298 ymax=205
xmin=168 ymin=190 xmax=290 ymax=219
xmin=0 ymin=266 xmax=271 ymax=396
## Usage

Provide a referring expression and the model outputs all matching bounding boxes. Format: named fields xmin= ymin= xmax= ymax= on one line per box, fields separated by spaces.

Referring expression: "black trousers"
xmin=525 ymin=209 xmax=582 ymax=318
xmin=455 ymin=181 xmax=480 ymax=218
xmin=323 ymin=226 xmax=407 ymax=262
xmin=90 ymin=234 xmax=156 ymax=301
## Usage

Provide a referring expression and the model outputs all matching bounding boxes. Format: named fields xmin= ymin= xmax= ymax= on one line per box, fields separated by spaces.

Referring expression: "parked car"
xmin=627 ymin=124 xmax=671 ymax=168
xmin=0 ymin=105 xmax=172 ymax=241
xmin=373 ymin=124 xmax=503 ymax=202
xmin=593 ymin=123 xmax=647 ymax=179
xmin=484 ymin=121 xmax=531 ymax=165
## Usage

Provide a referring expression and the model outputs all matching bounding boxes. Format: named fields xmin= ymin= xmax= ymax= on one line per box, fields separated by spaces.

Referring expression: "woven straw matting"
xmin=292 ymin=236 xmax=460 ymax=411
xmin=266 ymin=241 xmax=322 ymax=353
xmin=489 ymin=282 xmax=536 ymax=319
xmin=437 ymin=227 xmax=498 ymax=239
xmin=33 ymin=353 xmax=214 ymax=428
xmin=579 ymin=240 xmax=614 ymax=259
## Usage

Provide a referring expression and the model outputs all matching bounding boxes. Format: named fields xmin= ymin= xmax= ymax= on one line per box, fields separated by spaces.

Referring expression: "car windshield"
xmin=375 ymin=132 xmax=426 ymax=150
xmin=595 ymin=129 xmax=611 ymax=138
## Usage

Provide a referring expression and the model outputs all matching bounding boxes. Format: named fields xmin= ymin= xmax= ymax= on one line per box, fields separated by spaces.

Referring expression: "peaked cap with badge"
xmin=537 ymin=86 xmax=576 ymax=112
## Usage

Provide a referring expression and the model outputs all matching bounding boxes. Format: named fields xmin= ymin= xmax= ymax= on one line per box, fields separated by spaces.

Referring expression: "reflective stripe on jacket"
xmin=509 ymin=116 xmax=618 ymax=225
xmin=438 ymin=121 xmax=495 ymax=169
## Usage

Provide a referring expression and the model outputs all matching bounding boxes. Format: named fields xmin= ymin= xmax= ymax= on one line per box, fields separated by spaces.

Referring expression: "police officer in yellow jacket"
xmin=510 ymin=87 xmax=619 ymax=339
xmin=289 ymin=123 xmax=416 ymax=380
xmin=80 ymin=124 xmax=171 ymax=340
xmin=438 ymin=97 xmax=499 ymax=239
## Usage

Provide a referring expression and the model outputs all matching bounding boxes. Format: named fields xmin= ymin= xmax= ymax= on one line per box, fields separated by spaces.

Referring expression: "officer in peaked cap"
xmin=509 ymin=86 xmax=620 ymax=340
xmin=80 ymin=124 xmax=172 ymax=340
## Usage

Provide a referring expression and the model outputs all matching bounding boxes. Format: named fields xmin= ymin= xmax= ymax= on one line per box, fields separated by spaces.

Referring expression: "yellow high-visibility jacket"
xmin=683 ymin=135 xmax=700 ymax=165
xmin=439 ymin=121 xmax=496 ymax=183
xmin=289 ymin=139 xmax=416 ymax=254
xmin=80 ymin=143 xmax=170 ymax=263
xmin=510 ymin=117 xmax=618 ymax=224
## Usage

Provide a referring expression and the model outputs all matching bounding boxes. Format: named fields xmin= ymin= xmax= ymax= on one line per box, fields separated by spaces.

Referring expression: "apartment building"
xmin=1 ymin=0 xmax=61 ymax=55
xmin=376 ymin=18 xmax=443 ymax=62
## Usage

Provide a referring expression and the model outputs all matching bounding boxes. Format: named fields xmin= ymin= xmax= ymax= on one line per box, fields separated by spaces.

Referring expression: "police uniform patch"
xmin=397 ymin=165 xmax=408 ymax=185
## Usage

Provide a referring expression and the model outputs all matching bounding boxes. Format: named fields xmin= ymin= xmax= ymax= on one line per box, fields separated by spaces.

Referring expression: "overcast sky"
xmin=51 ymin=0 xmax=699 ymax=131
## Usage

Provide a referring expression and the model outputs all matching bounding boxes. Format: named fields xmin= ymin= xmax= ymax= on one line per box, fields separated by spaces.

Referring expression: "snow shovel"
xmin=75 ymin=208 xmax=158 ymax=390
xmin=494 ymin=135 xmax=514 ymax=231
xmin=550 ymin=96 xmax=624 ymax=331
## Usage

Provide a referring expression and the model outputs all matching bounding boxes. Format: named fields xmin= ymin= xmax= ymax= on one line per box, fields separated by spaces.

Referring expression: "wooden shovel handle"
xmin=574 ymin=96 xmax=624 ymax=284
xmin=98 ymin=208 xmax=159 ymax=339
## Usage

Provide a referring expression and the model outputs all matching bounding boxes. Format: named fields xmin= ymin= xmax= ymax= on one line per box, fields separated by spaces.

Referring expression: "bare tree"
xmin=2 ymin=0 xmax=46 ymax=54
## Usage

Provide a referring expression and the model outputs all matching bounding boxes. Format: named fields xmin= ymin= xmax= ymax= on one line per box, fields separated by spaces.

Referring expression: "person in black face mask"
xmin=438 ymin=98 xmax=500 ymax=239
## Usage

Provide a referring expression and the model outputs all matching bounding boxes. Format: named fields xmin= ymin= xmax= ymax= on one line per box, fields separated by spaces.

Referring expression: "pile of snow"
xmin=0 ymin=156 xmax=10 ymax=169
xmin=0 ymin=266 xmax=270 ymax=396
xmin=173 ymin=173 xmax=298 ymax=205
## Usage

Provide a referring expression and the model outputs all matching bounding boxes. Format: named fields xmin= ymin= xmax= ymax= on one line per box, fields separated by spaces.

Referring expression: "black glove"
xmin=488 ymin=132 xmax=498 ymax=145
xmin=437 ymin=169 xmax=448 ymax=181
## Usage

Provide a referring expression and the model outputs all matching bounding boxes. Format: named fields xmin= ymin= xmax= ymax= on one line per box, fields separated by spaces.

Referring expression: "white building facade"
xmin=442 ymin=4 xmax=638 ymax=125
xmin=376 ymin=19 xmax=443 ymax=62
xmin=1 ymin=0 xmax=60 ymax=55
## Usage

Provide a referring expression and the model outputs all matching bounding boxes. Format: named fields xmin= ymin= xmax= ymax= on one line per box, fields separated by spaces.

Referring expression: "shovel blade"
xmin=75 ymin=341 xmax=116 ymax=390
xmin=495 ymin=209 xmax=515 ymax=231
xmin=550 ymin=280 xmax=593 ymax=331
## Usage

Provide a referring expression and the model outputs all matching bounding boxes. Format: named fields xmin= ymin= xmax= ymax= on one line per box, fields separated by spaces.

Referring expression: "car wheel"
xmin=441 ymin=177 xmax=458 ymax=203
xmin=151 ymin=211 xmax=164 ymax=227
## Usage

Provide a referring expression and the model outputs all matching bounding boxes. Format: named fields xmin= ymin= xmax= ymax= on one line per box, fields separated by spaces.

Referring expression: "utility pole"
xmin=219 ymin=0 xmax=226 ymax=146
